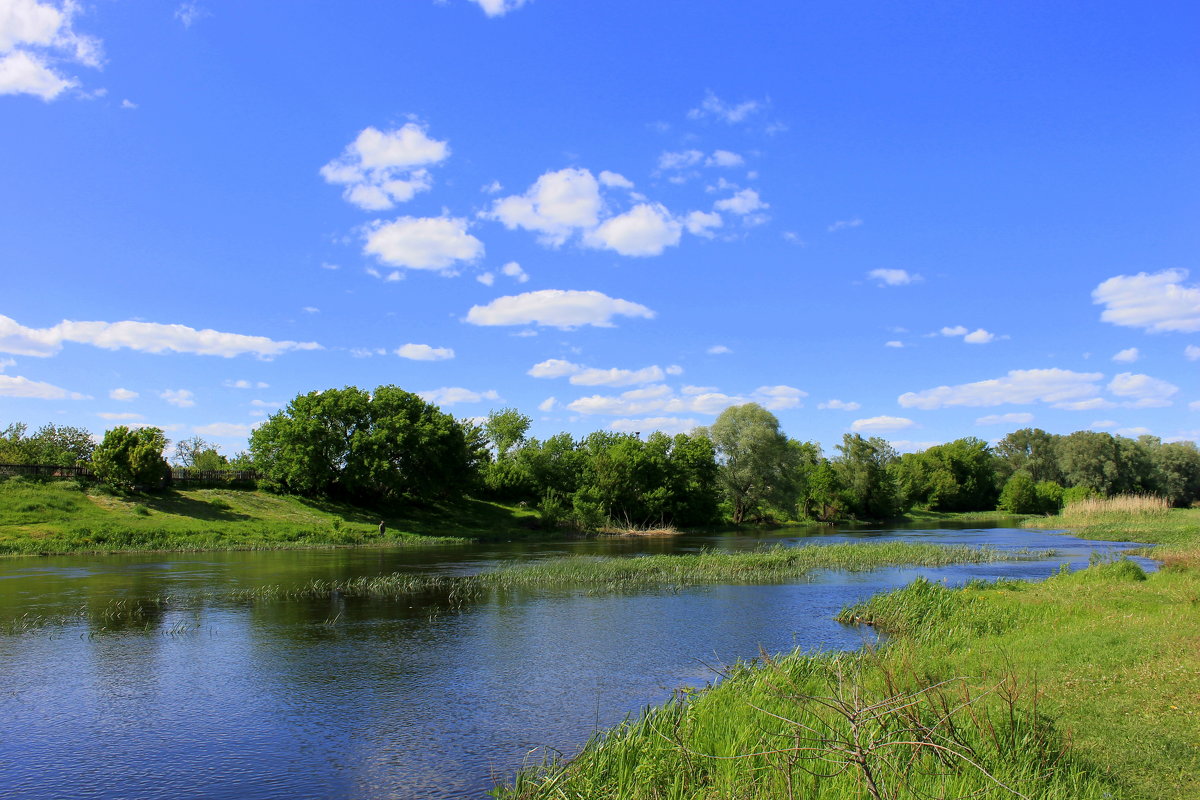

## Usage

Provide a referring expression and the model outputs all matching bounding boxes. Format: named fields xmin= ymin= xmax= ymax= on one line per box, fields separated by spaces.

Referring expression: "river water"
xmin=0 ymin=523 xmax=1146 ymax=799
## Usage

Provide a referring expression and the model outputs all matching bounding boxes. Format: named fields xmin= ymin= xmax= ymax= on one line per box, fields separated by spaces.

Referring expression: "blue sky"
xmin=2 ymin=0 xmax=1198 ymax=456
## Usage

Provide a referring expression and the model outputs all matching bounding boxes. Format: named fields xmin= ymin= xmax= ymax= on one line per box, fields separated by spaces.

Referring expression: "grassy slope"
xmin=0 ymin=478 xmax=540 ymax=555
xmin=497 ymin=508 xmax=1200 ymax=800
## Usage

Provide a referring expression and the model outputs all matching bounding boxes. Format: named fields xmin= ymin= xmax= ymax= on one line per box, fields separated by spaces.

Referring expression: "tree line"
xmin=6 ymin=385 xmax=1200 ymax=525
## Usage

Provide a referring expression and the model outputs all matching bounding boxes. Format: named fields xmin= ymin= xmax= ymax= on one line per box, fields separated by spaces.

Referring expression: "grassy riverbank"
xmin=0 ymin=477 xmax=539 ymax=556
xmin=496 ymin=504 xmax=1200 ymax=800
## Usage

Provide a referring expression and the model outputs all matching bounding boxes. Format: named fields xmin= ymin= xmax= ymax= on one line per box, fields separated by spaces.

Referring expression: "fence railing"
xmin=0 ymin=463 xmax=260 ymax=483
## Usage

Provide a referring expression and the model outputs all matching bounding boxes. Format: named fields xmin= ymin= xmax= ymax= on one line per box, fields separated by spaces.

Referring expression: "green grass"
xmin=236 ymin=542 xmax=1038 ymax=601
xmin=0 ymin=477 xmax=540 ymax=556
xmin=498 ymin=508 xmax=1200 ymax=800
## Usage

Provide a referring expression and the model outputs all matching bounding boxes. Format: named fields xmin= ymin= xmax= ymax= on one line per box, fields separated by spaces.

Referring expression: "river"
xmin=0 ymin=523 xmax=1146 ymax=799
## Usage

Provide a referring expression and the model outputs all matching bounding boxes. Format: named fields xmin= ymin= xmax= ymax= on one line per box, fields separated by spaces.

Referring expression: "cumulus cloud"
xmin=707 ymin=344 xmax=732 ymax=355
xmin=418 ymin=387 xmax=500 ymax=406
xmin=584 ymin=203 xmax=682 ymax=256
xmin=500 ymin=261 xmax=529 ymax=283
xmin=610 ymin=417 xmax=699 ymax=435
xmin=527 ymin=358 xmax=668 ymax=387
xmin=466 ymin=289 xmax=654 ymax=329
xmin=537 ymin=396 xmax=557 ymax=412
xmin=1112 ymin=347 xmax=1139 ymax=363
xmin=1107 ymin=372 xmax=1178 ymax=408
xmin=975 ymin=412 xmax=1034 ymax=426
xmin=160 ymin=389 xmax=195 ymax=408
xmin=658 ymin=150 xmax=704 ymax=171
xmin=598 ymin=170 xmax=633 ymax=189
xmin=684 ymin=210 xmax=722 ymax=238
xmin=395 ymin=343 xmax=455 ymax=361
xmin=364 ymin=216 xmax=484 ymax=273
xmin=869 ymin=269 xmax=920 ymax=287
xmin=818 ymin=399 xmax=861 ymax=411
xmin=321 ymin=123 xmax=448 ymax=210
xmin=828 ymin=218 xmax=863 ymax=233
xmin=687 ymin=91 xmax=762 ymax=124
xmin=1093 ymin=269 xmax=1200 ymax=333
xmin=109 ymin=387 xmax=138 ymax=401
xmin=706 ymin=150 xmax=744 ymax=167
xmin=467 ymin=0 xmax=530 ymax=17
xmin=0 ymin=314 xmax=319 ymax=359
xmin=713 ymin=188 xmax=767 ymax=216
xmin=963 ymin=329 xmax=996 ymax=344
xmin=1185 ymin=345 xmax=1200 ymax=361
xmin=898 ymin=369 xmax=1105 ymax=409
xmin=567 ymin=385 xmax=805 ymax=417
xmin=851 ymin=416 xmax=916 ymax=432
xmin=0 ymin=0 xmax=103 ymax=101
xmin=486 ymin=168 xmax=603 ymax=246
xmin=0 ymin=374 xmax=87 ymax=399
xmin=193 ymin=422 xmax=256 ymax=438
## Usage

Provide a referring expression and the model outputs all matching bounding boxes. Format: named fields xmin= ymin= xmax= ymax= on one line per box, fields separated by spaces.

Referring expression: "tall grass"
xmin=1026 ymin=493 xmax=1189 ymax=544
xmin=1062 ymin=493 xmax=1169 ymax=519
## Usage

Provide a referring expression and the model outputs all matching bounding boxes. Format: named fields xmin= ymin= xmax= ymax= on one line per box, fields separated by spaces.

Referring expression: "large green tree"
xmin=249 ymin=385 xmax=479 ymax=503
xmin=92 ymin=426 xmax=171 ymax=491
xmin=1 ymin=422 xmax=95 ymax=465
xmin=994 ymin=428 xmax=1061 ymax=484
xmin=702 ymin=403 xmax=798 ymax=524
xmin=834 ymin=434 xmax=902 ymax=520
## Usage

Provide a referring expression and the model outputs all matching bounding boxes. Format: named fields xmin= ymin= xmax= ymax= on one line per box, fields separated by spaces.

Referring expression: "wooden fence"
xmin=0 ymin=463 xmax=260 ymax=484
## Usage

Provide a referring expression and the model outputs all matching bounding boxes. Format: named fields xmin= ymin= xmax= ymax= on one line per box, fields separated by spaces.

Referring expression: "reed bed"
xmin=232 ymin=542 xmax=1038 ymax=602
xmin=1026 ymin=494 xmax=1191 ymax=544
xmin=1062 ymin=493 xmax=1170 ymax=519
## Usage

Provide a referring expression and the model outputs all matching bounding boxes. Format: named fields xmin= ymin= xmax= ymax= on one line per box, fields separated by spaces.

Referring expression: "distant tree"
xmin=802 ymin=460 xmax=849 ymax=521
xmin=995 ymin=428 xmax=1061 ymax=484
xmin=901 ymin=438 xmax=998 ymax=512
xmin=1057 ymin=431 xmax=1123 ymax=495
xmin=483 ymin=407 xmax=532 ymax=460
xmin=92 ymin=426 xmax=170 ymax=491
xmin=997 ymin=471 xmax=1039 ymax=514
xmin=0 ymin=422 xmax=95 ymax=465
xmin=1153 ymin=441 xmax=1200 ymax=506
xmin=702 ymin=403 xmax=798 ymax=523
xmin=249 ymin=385 xmax=479 ymax=503
xmin=174 ymin=436 xmax=228 ymax=470
xmin=1034 ymin=481 xmax=1064 ymax=513
xmin=834 ymin=434 xmax=902 ymax=520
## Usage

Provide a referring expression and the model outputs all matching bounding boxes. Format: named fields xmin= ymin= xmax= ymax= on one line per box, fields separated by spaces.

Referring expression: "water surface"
xmin=0 ymin=523 xmax=1146 ymax=799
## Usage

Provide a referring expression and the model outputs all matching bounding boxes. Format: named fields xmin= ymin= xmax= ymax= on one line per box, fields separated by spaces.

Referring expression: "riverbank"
xmin=0 ymin=477 xmax=540 ymax=556
xmin=496 ymin=506 xmax=1200 ymax=799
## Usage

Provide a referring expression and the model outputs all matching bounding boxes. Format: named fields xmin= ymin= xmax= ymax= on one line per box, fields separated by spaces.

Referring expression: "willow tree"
xmin=702 ymin=403 xmax=797 ymax=524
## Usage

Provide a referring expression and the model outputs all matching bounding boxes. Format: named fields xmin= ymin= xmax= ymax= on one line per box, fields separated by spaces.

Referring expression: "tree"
xmin=702 ymin=403 xmax=798 ymax=524
xmin=834 ymin=434 xmax=902 ymax=520
xmin=997 ymin=471 xmax=1039 ymax=513
xmin=174 ymin=436 xmax=228 ymax=470
xmin=897 ymin=438 xmax=998 ymax=512
xmin=249 ymin=385 xmax=479 ymax=503
xmin=1056 ymin=431 xmax=1123 ymax=495
xmin=92 ymin=426 xmax=170 ymax=491
xmin=995 ymin=428 xmax=1061 ymax=484
xmin=483 ymin=407 xmax=532 ymax=460
xmin=1153 ymin=441 xmax=1200 ymax=506
xmin=0 ymin=422 xmax=95 ymax=465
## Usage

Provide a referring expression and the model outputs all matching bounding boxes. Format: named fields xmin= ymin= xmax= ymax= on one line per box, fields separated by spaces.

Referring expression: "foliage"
xmin=249 ymin=385 xmax=479 ymax=504
xmin=833 ymin=434 xmax=903 ymax=520
xmin=893 ymin=437 xmax=998 ymax=512
xmin=91 ymin=426 xmax=171 ymax=491
xmin=702 ymin=403 xmax=798 ymax=523
xmin=173 ymin=435 xmax=229 ymax=470
xmin=994 ymin=427 xmax=1061 ymax=484
xmin=998 ymin=471 xmax=1040 ymax=514
xmin=483 ymin=407 xmax=532 ymax=459
xmin=0 ymin=422 xmax=95 ymax=466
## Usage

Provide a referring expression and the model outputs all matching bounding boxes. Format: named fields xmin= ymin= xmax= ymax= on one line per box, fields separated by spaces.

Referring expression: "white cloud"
xmin=567 ymin=385 xmax=804 ymax=417
xmin=302 ymin=306 xmax=319 ymax=314
xmin=1107 ymin=372 xmax=1178 ymax=408
xmin=0 ymin=314 xmax=320 ymax=359
xmin=528 ymin=358 xmax=581 ymax=379
xmin=713 ymin=188 xmax=767 ymax=216
xmin=963 ymin=329 xmax=996 ymax=344
xmin=1186 ymin=345 xmax=1200 ymax=361
xmin=818 ymin=399 xmax=861 ymax=411
xmin=1093 ymin=269 xmax=1200 ymax=333
xmin=610 ymin=417 xmax=699 ymax=435
xmin=753 ymin=385 xmax=807 ymax=410
xmin=665 ymin=365 xmax=684 ymax=376
xmin=498 ymin=261 xmax=529 ymax=283
xmin=97 ymin=411 xmax=142 ymax=421
xmin=0 ymin=0 xmax=102 ymax=101
xmin=0 ymin=357 xmax=13 ymax=371
xmin=537 ymin=396 xmax=557 ymax=412
xmin=120 ymin=98 xmax=135 ymax=109
xmin=467 ymin=0 xmax=530 ymax=17
xmin=851 ymin=416 xmax=916 ymax=432
xmin=685 ymin=210 xmax=723 ymax=238
xmin=1117 ymin=426 xmax=1153 ymax=437
xmin=224 ymin=379 xmax=269 ymax=389
xmin=1054 ymin=398 xmax=1117 ymax=411
xmin=706 ymin=150 xmax=744 ymax=167
xmin=0 ymin=374 xmax=86 ymax=399
xmin=193 ymin=422 xmax=256 ymax=438
xmin=486 ymin=168 xmax=603 ymax=246
xmin=1090 ymin=420 xmax=1117 ymax=429
xmin=1112 ymin=347 xmax=1139 ymax=363
xmin=396 ymin=343 xmax=455 ymax=361
xmin=885 ymin=341 xmax=904 ymax=348
xmin=657 ymin=150 xmax=703 ymax=171
xmin=598 ymin=170 xmax=634 ymax=189
xmin=870 ymin=269 xmax=920 ymax=287
xmin=249 ymin=399 xmax=280 ymax=408
xmin=320 ymin=262 xmax=340 ymax=270
xmin=687 ymin=91 xmax=762 ymax=124
xmin=682 ymin=385 xmax=717 ymax=395
xmin=364 ymin=216 xmax=483 ymax=273
xmin=109 ymin=387 xmax=138 ymax=401
xmin=899 ymin=369 xmax=1104 ymax=409
xmin=940 ymin=326 xmax=969 ymax=337
xmin=584 ymin=203 xmax=682 ymax=256
xmin=975 ymin=412 xmax=1034 ymax=426
xmin=466 ymin=289 xmax=654 ymax=329
xmin=572 ymin=365 xmax=666 ymax=387
xmin=418 ymin=387 xmax=500 ymax=406
xmin=174 ymin=3 xmax=209 ymax=27
xmin=160 ymin=389 xmax=195 ymax=408
xmin=828 ymin=218 xmax=863 ymax=233
xmin=707 ymin=344 xmax=732 ymax=355
xmin=477 ymin=272 xmax=495 ymax=286
xmin=321 ymin=123 xmax=449 ymax=210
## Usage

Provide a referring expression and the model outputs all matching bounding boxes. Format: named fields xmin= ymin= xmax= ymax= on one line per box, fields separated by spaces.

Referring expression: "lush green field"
xmin=496 ymin=506 xmax=1200 ymax=800
xmin=0 ymin=477 xmax=540 ymax=555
